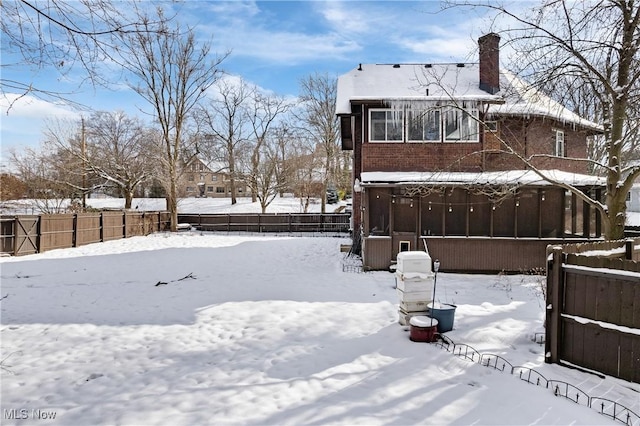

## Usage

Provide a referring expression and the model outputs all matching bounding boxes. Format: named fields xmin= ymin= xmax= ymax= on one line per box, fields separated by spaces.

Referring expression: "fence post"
xmin=625 ymin=239 xmax=633 ymax=260
xmin=37 ymin=215 xmax=42 ymax=254
xmin=99 ymin=212 xmax=104 ymax=242
xmin=72 ymin=213 xmax=78 ymax=247
xmin=123 ymin=211 xmax=127 ymax=238
xmin=545 ymin=246 xmax=565 ymax=364
xmin=13 ymin=216 xmax=18 ymax=256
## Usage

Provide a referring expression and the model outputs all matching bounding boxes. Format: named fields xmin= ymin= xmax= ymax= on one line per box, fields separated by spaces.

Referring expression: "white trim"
xmin=554 ymin=129 xmax=565 ymax=157
xmin=369 ymin=108 xmax=404 ymax=142
xmin=360 ymin=170 xmax=606 ymax=187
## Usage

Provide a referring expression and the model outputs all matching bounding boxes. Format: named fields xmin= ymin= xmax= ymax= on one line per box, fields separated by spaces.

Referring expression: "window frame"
xmin=555 ymin=129 xmax=565 ymax=157
xmin=368 ymin=103 xmax=480 ymax=143
xmin=407 ymin=107 xmax=441 ymax=143
xmin=369 ymin=109 xmax=404 ymax=143
xmin=443 ymin=105 xmax=479 ymax=142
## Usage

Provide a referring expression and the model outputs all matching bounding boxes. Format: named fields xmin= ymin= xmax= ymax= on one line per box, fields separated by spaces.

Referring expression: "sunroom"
xmin=357 ymin=170 xmax=605 ymax=272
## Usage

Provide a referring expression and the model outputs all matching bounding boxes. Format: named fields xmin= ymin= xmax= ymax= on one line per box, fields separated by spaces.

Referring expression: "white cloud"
xmin=0 ymin=93 xmax=80 ymax=120
xmin=398 ymin=36 xmax=477 ymax=61
xmin=0 ymin=93 xmax=81 ymax=162
xmin=318 ymin=2 xmax=370 ymax=34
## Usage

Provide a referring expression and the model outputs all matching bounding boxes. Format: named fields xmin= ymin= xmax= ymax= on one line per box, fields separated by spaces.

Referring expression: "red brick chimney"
xmin=479 ymin=33 xmax=500 ymax=94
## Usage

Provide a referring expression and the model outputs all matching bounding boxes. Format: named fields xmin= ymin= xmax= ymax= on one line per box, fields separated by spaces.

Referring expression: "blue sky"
xmin=0 ymin=0 xmax=506 ymax=169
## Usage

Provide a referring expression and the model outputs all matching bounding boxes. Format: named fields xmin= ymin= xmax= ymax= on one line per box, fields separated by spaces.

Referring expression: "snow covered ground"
xmin=1 ymin=232 xmax=638 ymax=425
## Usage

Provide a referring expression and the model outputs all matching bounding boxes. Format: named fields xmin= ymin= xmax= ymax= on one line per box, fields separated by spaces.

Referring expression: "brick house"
xmin=336 ymin=33 xmax=605 ymax=272
xmin=180 ymin=158 xmax=250 ymax=198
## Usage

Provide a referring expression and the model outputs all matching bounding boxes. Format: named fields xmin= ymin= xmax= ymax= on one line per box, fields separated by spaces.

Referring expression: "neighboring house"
xmin=180 ymin=158 xmax=250 ymax=198
xmin=628 ymin=182 xmax=640 ymax=212
xmin=625 ymin=162 xmax=640 ymax=213
xmin=336 ymin=33 xmax=605 ymax=272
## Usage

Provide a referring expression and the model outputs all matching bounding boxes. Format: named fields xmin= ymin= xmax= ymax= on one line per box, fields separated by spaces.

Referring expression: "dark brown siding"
xmin=546 ymin=242 xmax=640 ymax=383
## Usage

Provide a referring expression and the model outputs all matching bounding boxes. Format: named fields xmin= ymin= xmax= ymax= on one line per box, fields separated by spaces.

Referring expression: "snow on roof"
xmin=336 ymin=64 xmax=602 ymax=132
xmin=360 ymin=170 xmax=605 ymax=187
xmin=336 ymin=63 xmax=501 ymax=114
xmin=488 ymin=72 xmax=602 ymax=132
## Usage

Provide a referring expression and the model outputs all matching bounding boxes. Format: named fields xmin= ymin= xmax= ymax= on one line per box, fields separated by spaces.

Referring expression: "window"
xmin=186 ymin=186 xmax=194 ymax=192
xmin=207 ymin=186 xmax=214 ymax=192
xmin=369 ymin=103 xmax=479 ymax=143
xmin=370 ymin=109 xmax=403 ymax=142
xmin=555 ymin=130 xmax=565 ymax=157
xmin=199 ymin=174 xmax=205 ymax=181
xmin=211 ymin=175 xmax=218 ymax=182
xmin=484 ymin=121 xmax=500 ymax=150
xmin=444 ymin=106 xmax=479 ymax=142
xmin=407 ymin=108 xmax=440 ymax=142
xmin=485 ymin=121 xmax=498 ymax=132
xmin=216 ymin=187 xmax=225 ymax=193
xmin=188 ymin=175 xmax=194 ymax=181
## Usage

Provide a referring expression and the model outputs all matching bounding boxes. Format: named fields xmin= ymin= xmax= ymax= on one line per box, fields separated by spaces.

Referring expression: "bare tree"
xmin=247 ymin=90 xmax=291 ymax=203
xmin=196 ymin=78 xmax=253 ymax=205
xmin=296 ymin=73 xmax=341 ymax=213
xmin=0 ymin=173 xmax=27 ymax=201
xmin=84 ymin=111 xmax=151 ymax=208
xmin=455 ymin=1 xmax=640 ymax=240
xmin=288 ymin=133 xmax=323 ymax=213
xmin=118 ymin=8 xmax=227 ymax=230
xmin=251 ymin=131 xmax=288 ymax=213
xmin=1 ymin=0 xmax=169 ymax=108
xmin=41 ymin=117 xmax=95 ymax=206
xmin=272 ymin=124 xmax=296 ymax=198
xmin=9 ymin=145 xmax=78 ymax=214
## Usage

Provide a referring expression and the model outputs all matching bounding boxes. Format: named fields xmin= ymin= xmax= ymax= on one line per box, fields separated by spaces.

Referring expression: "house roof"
xmin=336 ymin=63 xmax=501 ymax=114
xmin=336 ymin=63 xmax=602 ymax=133
xmin=489 ymin=72 xmax=603 ymax=133
xmin=360 ymin=170 xmax=605 ymax=187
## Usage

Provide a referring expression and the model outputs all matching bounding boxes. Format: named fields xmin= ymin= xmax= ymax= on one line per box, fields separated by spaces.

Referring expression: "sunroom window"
xmin=444 ymin=106 xmax=479 ymax=142
xmin=407 ymin=107 xmax=441 ymax=142
xmin=370 ymin=109 xmax=403 ymax=142
xmin=369 ymin=102 xmax=479 ymax=143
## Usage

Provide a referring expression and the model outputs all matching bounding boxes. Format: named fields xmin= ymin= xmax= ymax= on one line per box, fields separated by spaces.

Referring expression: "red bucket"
xmin=409 ymin=316 xmax=439 ymax=342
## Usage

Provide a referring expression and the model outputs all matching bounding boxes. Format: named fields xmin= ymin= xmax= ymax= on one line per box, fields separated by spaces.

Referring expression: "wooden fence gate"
xmin=546 ymin=239 xmax=640 ymax=383
xmin=1 ymin=212 xmax=170 ymax=256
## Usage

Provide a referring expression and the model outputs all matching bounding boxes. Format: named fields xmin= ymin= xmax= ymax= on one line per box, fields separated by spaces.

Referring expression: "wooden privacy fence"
xmin=546 ymin=239 xmax=640 ymax=383
xmin=1 ymin=211 xmax=171 ymax=256
xmin=177 ymin=213 xmax=350 ymax=234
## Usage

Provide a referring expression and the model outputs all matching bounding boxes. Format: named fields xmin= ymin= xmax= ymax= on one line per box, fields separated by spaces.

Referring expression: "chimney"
xmin=478 ymin=33 xmax=500 ymax=94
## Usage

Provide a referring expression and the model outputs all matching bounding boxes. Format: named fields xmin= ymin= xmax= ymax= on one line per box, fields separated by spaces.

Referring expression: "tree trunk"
xmin=604 ymin=190 xmax=627 ymax=240
xmin=167 ymin=167 xmax=178 ymax=232
xmin=229 ymin=154 xmax=237 ymax=205
xmin=123 ymin=189 xmax=133 ymax=209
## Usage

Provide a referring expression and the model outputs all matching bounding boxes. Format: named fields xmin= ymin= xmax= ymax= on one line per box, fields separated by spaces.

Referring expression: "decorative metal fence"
xmin=434 ymin=335 xmax=640 ymax=426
